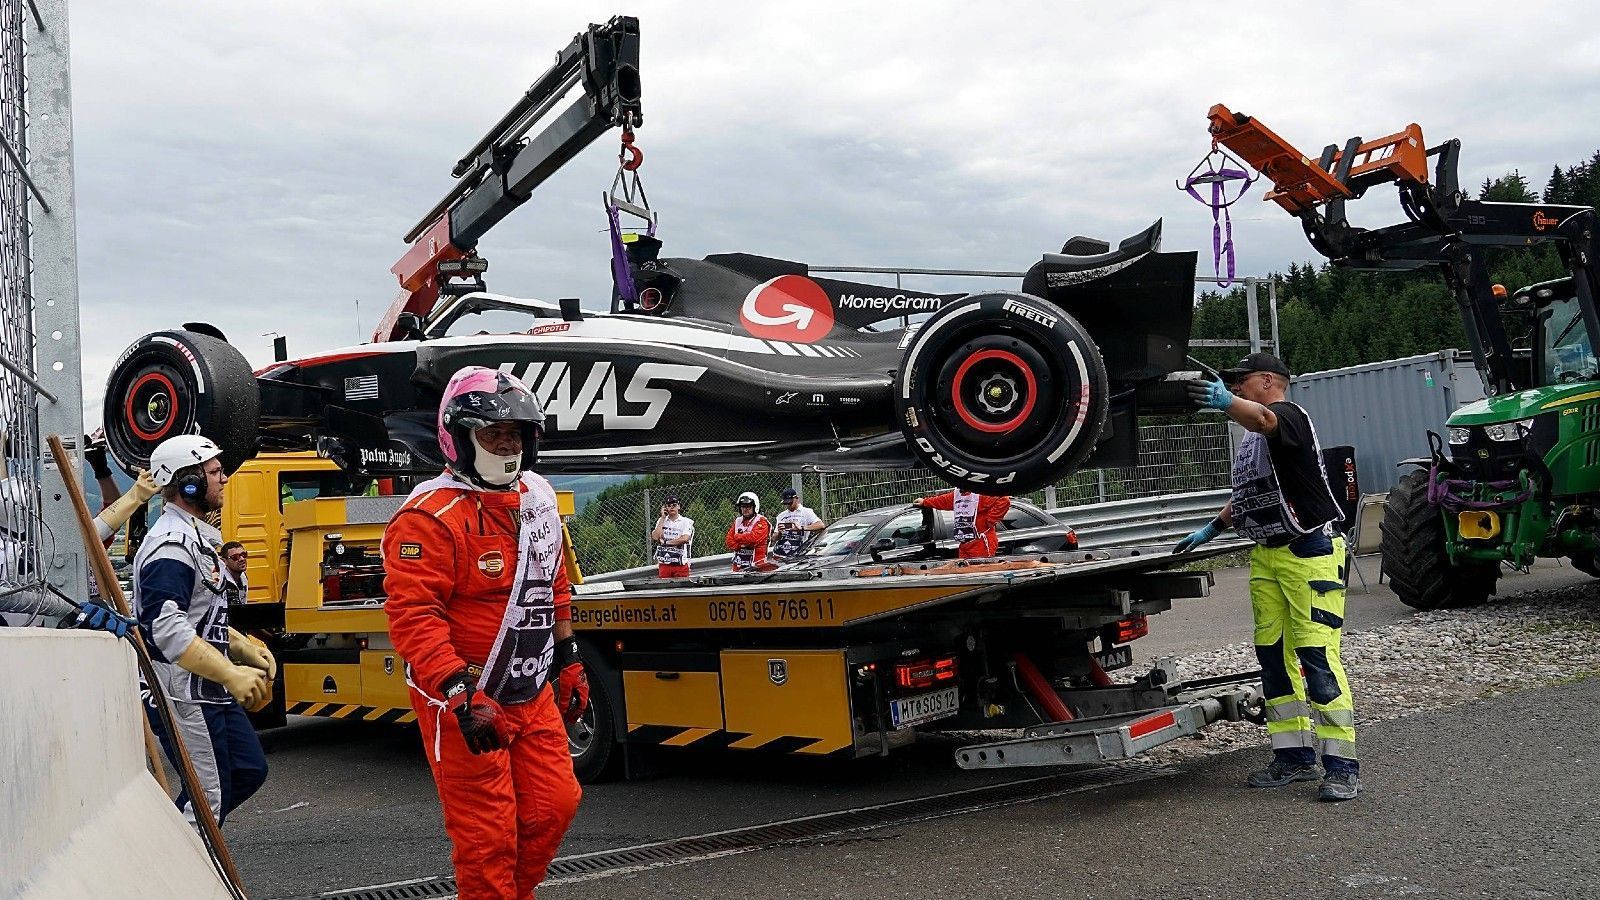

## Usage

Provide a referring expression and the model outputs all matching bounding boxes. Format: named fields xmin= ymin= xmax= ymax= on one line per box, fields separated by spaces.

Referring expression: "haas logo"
xmin=740 ymin=275 xmax=836 ymax=343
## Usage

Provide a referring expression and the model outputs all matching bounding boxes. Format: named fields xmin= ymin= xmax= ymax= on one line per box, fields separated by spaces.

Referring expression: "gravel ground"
xmin=1135 ymin=579 xmax=1600 ymax=760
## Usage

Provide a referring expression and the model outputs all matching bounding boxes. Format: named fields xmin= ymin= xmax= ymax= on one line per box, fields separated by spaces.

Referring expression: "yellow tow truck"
xmin=221 ymin=453 xmax=1258 ymax=782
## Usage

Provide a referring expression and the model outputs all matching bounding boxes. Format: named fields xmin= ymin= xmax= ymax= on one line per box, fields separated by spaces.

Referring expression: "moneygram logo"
xmin=740 ymin=275 xmax=836 ymax=343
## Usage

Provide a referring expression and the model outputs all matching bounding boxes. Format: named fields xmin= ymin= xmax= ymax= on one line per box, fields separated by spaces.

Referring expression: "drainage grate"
xmin=304 ymin=763 xmax=1172 ymax=899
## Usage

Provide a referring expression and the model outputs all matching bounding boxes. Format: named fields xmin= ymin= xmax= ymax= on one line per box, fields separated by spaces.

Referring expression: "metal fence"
xmin=567 ymin=420 xmax=1233 ymax=575
xmin=0 ymin=0 xmax=86 ymax=621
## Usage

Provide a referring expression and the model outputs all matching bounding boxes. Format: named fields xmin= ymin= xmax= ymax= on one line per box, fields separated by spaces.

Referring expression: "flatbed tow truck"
xmin=224 ymin=453 xmax=1261 ymax=782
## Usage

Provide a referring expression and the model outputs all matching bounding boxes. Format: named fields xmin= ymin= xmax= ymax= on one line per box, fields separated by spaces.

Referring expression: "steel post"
xmin=24 ymin=0 xmax=85 ymax=603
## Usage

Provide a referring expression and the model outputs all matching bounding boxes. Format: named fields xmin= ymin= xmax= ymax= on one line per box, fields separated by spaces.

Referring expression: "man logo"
xmin=768 ymin=658 xmax=788 ymax=686
xmin=478 ymin=551 xmax=506 ymax=577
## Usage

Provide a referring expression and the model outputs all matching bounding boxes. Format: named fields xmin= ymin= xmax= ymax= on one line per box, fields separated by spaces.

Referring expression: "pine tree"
xmin=1544 ymin=165 xmax=1570 ymax=203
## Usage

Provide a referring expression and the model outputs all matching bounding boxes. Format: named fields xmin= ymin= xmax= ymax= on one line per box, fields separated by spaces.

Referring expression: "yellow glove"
xmin=177 ymin=637 xmax=271 ymax=710
xmin=96 ymin=470 xmax=160 ymax=533
xmin=228 ymin=628 xmax=277 ymax=680
xmin=130 ymin=469 xmax=160 ymax=504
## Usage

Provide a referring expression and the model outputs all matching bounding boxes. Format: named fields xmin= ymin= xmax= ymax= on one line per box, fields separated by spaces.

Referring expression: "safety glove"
xmin=98 ymin=470 xmax=160 ymax=535
xmin=441 ymin=671 xmax=504 ymax=754
xmin=1186 ymin=378 xmax=1235 ymax=411
xmin=84 ymin=433 xmax=114 ymax=482
xmin=228 ymin=629 xmax=277 ymax=679
xmin=73 ymin=602 xmax=136 ymax=640
xmin=176 ymin=637 xmax=272 ymax=710
xmin=1173 ymin=517 xmax=1227 ymax=554
xmin=553 ymin=637 xmax=590 ymax=725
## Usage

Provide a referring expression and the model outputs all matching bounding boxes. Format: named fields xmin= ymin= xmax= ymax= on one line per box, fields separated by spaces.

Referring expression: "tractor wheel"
xmin=895 ymin=291 xmax=1109 ymax=495
xmin=1567 ymin=551 xmax=1600 ymax=579
xmin=1380 ymin=469 xmax=1499 ymax=610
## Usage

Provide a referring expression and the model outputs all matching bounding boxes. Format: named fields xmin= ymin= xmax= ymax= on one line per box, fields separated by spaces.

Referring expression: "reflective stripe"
xmin=1265 ymin=699 xmax=1312 ymax=722
xmin=1314 ymin=707 xmax=1356 ymax=729
xmin=1320 ymin=737 xmax=1357 ymax=759
xmin=1270 ymin=730 xmax=1316 ymax=750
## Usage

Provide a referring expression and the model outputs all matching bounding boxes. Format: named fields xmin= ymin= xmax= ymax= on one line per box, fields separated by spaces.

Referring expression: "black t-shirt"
xmin=1265 ymin=402 xmax=1340 ymax=530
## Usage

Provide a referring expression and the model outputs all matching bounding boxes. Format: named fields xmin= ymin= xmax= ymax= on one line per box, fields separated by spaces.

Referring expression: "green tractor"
xmin=1205 ymin=105 xmax=1600 ymax=609
xmin=1384 ymin=277 xmax=1600 ymax=608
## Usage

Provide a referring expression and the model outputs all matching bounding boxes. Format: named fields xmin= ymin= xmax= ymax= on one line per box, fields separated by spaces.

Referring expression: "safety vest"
xmin=1229 ymin=402 xmax=1341 ymax=545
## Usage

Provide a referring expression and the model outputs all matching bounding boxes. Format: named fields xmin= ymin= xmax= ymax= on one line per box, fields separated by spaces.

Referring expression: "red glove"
xmin=553 ymin=638 xmax=589 ymax=725
xmin=440 ymin=671 xmax=504 ymax=755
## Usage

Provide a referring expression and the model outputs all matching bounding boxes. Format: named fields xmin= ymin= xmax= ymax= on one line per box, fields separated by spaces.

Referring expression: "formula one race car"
xmin=101 ymin=17 xmax=1199 ymax=494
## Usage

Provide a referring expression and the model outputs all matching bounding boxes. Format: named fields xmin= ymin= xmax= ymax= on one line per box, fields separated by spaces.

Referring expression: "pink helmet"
xmin=437 ymin=366 xmax=545 ymax=487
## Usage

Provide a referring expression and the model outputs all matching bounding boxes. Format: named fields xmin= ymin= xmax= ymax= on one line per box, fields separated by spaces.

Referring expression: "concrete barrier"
xmin=1 ymin=629 xmax=231 ymax=899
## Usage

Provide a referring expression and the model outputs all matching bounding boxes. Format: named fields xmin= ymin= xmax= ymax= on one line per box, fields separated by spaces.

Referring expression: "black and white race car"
xmin=101 ymin=17 xmax=1199 ymax=494
xmin=103 ymin=221 xmax=1198 ymax=495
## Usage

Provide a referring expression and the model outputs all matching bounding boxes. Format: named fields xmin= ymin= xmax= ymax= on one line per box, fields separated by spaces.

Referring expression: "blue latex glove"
xmin=1173 ymin=520 xmax=1223 ymax=554
xmin=74 ymin=603 xmax=136 ymax=639
xmin=1186 ymin=378 xmax=1235 ymax=411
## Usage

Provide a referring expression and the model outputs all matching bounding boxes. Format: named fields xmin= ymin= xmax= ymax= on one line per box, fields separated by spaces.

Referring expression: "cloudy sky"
xmin=64 ymin=1 xmax=1599 ymax=428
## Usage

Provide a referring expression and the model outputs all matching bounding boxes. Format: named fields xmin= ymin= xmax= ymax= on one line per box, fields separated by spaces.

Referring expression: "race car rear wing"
xmin=374 ymin=16 xmax=642 ymax=342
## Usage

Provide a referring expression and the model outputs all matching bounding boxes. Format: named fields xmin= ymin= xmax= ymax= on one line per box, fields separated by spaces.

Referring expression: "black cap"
xmin=1219 ymin=352 xmax=1290 ymax=384
xmin=663 ymin=496 xmax=680 ymax=506
xmin=781 ymin=487 xmax=799 ymax=500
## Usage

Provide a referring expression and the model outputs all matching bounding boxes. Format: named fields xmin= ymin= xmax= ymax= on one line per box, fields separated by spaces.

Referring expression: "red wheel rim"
xmin=125 ymin=371 xmax=180 ymax=441
xmin=950 ymin=348 xmax=1038 ymax=434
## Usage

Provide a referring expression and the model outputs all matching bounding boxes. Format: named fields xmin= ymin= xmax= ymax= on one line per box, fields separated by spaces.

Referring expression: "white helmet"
xmin=149 ymin=434 xmax=222 ymax=487
xmin=735 ymin=491 xmax=760 ymax=515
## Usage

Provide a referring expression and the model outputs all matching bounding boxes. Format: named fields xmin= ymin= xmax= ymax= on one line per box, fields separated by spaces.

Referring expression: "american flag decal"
xmin=344 ymin=375 xmax=380 ymax=401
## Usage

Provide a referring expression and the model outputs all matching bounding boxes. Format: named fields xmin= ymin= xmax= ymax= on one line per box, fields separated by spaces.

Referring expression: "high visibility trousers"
xmin=1249 ymin=535 xmax=1357 ymax=770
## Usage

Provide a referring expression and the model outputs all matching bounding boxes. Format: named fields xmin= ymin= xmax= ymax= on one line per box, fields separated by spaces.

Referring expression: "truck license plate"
xmin=890 ymin=685 xmax=960 ymax=728
xmin=1094 ymin=646 xmax=1133 ymax=671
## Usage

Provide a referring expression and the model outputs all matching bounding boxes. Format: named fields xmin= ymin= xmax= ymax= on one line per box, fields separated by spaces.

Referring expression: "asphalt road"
xmin=544 ymin=677 xmax=1600 ymax=900
xmin=229 ymin=557 xmax=1591 ymax=899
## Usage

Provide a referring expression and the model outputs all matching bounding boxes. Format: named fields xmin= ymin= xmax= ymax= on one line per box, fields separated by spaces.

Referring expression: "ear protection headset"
xmin=175 ymin=468 xmax=207 ymax=499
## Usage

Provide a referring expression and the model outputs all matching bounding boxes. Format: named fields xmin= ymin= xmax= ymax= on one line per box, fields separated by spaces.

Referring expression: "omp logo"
xmin=1533 ymin=210 xmax=1561 ymax=231
xmin=740 ymin=275 xmax=836 ymax=343
xmin=498 ymin=361 xmax=706 ymax=432
xmin=1002 ymin=299 xmax=1058 ymax=329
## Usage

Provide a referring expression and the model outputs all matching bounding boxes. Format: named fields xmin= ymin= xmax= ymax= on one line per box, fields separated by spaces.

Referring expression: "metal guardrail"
xmin=1049 ymin=488 xmax=1230 ymax=550
xmin=582 ymin=488 xmax=1233 ymax=582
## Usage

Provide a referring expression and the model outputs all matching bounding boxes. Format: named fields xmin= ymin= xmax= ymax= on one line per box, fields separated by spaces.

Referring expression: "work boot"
xmin=1318 ymin=770 xmax=1361 ymax=802
xmin=1246 ymin=757 xmax=1320 ymax=788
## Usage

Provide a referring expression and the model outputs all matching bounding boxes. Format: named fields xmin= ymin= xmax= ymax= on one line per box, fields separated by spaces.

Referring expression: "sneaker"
xmin=1246 ymin=757 xmax=1321 ymax=788
xmin=1318 ymin=770 xmax=1361 ymax=802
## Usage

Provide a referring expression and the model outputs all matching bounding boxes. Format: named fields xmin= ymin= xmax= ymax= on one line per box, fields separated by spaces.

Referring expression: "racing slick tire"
xmin=103 ymin=329 xmax=260 ymax=475
xmin=896 ymin=291 xmax=1108 ymax=495
xmin=1379 ymin=468 xmax=1498 ymax=610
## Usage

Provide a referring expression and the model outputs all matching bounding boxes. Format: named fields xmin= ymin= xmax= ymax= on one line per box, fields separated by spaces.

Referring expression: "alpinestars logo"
xmin=497 ymin=361 xmax=706 ymax=432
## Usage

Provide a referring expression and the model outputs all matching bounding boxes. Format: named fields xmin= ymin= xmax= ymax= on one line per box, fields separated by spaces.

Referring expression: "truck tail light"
xmin=895 ymin=656 xmax=958 ymax=690
xmin=1113 ymin=614 xmax=1148 ymax=645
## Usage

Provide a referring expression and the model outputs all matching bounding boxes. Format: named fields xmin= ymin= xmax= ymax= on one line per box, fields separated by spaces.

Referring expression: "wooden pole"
xmin=48 ymin=435 xmax=249 ymax=898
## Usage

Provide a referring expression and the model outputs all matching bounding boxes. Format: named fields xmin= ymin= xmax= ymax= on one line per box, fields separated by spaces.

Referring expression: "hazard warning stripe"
xmin=285 ymin=702 xmax=413 ymax=723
